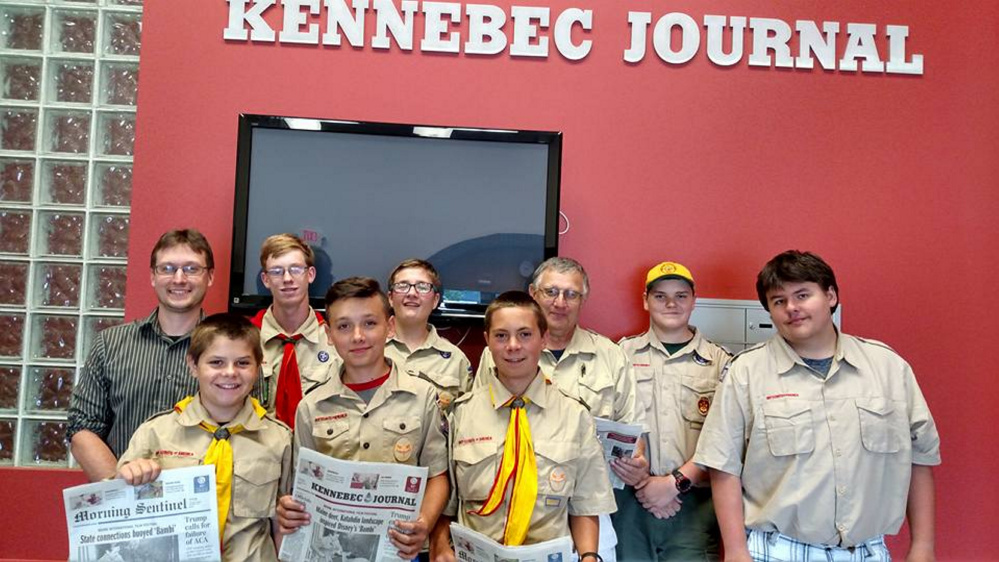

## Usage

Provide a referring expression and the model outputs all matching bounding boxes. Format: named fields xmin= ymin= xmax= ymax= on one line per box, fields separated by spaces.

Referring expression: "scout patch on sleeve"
xmin=440 ymin=351 xmax=452 ymax=359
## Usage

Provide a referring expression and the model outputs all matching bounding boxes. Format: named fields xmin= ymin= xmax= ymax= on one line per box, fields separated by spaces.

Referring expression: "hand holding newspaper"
xmin=594 ymin=417 xmax=645 ymax=489
xmin=450 ymin=523 xmax=573 ymax=562
xmin=64 ymin=465 xmax=221 ymax=562
xmin=278 ymin=447 xmax=429 ymax=562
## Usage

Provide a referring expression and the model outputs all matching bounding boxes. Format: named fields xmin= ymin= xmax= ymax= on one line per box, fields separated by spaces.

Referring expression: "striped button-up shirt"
xmin=68 ymin=308 xmax=201 ymax=458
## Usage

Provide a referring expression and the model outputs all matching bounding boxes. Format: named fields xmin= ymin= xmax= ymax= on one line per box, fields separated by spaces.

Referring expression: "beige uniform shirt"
xmin=449 ymin=371 xmax=617 ymax=544
xmin=694 ymin=333 xmax=941 ymax=547
xmin=619 ymin=328 xmax=730 ymax=476
xmin=294 ymin=362 xmax=448 ymax=478
xmin=258 ymin=307 xmax=341 ymax=412
xmin=475 ymin=327 xmax=641 ymax=425
xmin=385 ymin=324 xmax=473 ymax=408
xmin=119 ymin=395 xmax=292 ymax=562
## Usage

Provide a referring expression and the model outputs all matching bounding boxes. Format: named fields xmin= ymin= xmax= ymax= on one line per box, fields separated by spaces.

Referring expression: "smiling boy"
xmin=385 ymin=259 xmax=472 ymax=411
xmin=694 ymin=251 xmax=940 ymax=561
xmin=253 ymin=233 xmax=341 ymax=427
xmin=276 ymin=277 xmax=450 ymax=559
xmin=436 ymin=291 xmax=616 ymax=560
xmin=117 ymin=313 xmax=292 ymax=561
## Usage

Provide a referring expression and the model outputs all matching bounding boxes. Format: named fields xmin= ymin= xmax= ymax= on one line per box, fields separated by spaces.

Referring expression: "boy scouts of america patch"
xmin=440 ymin=351 xmax=451 ymax=359
xmin=549 ymin=467 xmax=568 ymax=493
xmin=317 ymin=351 xmax=330 ymax=363
xmin=697 ymin=396 xmax=711 ymax=416
xmin=693 ymin=351 xmax=711 ymax=366
xmin=394 ymin=437 xmax=413 ymax=462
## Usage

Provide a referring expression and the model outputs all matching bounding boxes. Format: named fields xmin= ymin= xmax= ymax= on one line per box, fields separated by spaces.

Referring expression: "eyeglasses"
xmin=264 ymin=265 xmax=309 ymax=278
xmin=537 ymin=286 xmax=584 ymax=302
xmin=390 ymin=281 xmax=436 ymax=295
xmin=154 ymin=264 xmax=208 ymax=277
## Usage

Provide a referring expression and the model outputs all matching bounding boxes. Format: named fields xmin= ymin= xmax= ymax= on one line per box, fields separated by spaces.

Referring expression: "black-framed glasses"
xmin=390 ymin=281 xmax=436 ymax=295
xmin=264 ymin=265 xmax=309 ymax=278
xmin=537 ymin=286 xmax=583 ymax=302
xmin=153 ymin=264 xmax=208 ymax=277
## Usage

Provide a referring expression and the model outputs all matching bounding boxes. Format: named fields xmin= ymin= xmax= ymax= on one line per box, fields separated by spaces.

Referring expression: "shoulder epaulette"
xmin=853 ymin=336 xmax=899 ymax=355
xmin=262 ymin=413 xmax=292 ymax=433
xmin=142 ymin=408 xmax=176 ymax=424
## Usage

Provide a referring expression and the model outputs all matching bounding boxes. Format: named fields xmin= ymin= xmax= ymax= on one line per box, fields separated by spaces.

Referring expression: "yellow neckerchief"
xmin=471 ymin=383 xmax=538 ymax=546
xmin=174 ymin=396 xmax=266 ymax=543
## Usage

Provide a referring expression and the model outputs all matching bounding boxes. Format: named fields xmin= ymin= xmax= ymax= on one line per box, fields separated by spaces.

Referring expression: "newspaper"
xmin=278 ymin=448 xmax=429 ymax=562
xmin=450 ymin=523 xmax=573 ymax=562
xmin=594 ymin=417 xmax=644 ymax=489
xmin=64 ymin=465 xmax=221 ymax=562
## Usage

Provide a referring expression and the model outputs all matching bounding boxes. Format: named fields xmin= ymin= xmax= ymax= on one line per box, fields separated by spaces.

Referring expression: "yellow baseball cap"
xmin=645 ymin=261 xmax=695 ymax=290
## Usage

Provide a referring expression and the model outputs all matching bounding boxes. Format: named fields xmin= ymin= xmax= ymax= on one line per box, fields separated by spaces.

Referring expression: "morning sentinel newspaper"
xmin=63 ymin=465 xmax=221 ymax=561
xmin=278 ymin=447 xmax=429 ymax=562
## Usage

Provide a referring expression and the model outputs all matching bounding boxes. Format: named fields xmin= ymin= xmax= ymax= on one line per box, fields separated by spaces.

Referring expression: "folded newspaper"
xmin=594 ymin=417 xmax=644 ymax=489
xmin=64 ymin=465 xmax=221 ymax=562
xmin=278 ymin=448 xmax=429 ymax=562
xmin=450 ymin=523 xmax=573 ymax=562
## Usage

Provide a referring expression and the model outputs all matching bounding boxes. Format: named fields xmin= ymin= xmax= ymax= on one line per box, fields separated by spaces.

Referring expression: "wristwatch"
xmin=672 ymin=468 xmax=693 ymax=495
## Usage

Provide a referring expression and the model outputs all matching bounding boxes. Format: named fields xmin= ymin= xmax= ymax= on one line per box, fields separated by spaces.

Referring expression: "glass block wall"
xmin=0 ymin=0 xmax=140 ymax=467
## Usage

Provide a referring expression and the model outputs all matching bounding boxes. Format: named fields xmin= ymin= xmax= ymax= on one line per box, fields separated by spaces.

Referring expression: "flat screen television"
xmin=229 ymin=114 xmax=562 ymax=320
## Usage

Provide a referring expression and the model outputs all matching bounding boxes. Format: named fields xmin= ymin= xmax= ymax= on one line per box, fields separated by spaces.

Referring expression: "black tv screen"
xmin=229 ymin=115 xmax=562 ymax=319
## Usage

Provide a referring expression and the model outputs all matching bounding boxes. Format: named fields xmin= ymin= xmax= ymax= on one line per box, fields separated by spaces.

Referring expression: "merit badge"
xmin=317 ymin=351 xmax=330 ymax=363
xmin=697 ymin=396 xmax=711 ymax=416
xmin=549 ymin=467 xmax=567 ymax=493
xmin=693 ymin=352 xmax=711 ymax=366
xmin=394 ymin=437 xmax=414 ymax=462
xmin=440 ymin=351 xmax=452 ymax=359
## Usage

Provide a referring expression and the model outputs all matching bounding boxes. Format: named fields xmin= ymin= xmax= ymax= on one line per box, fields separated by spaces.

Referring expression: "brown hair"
xmin=149 ymin=229 xmax=214 ymax=270
xmin=484 ymin=291 xmax=548 ymax=334
xmin=756 ymin=250 xmax=840 ymax=313
xmin=388 ymin=258 xmax=442 ymax=293
xmin=188 ymin=312 xmax=263 ymax=364
xmin=324 ymin=277 xmax=392 ymax=318
xmin=259 ymin=233 xmax=315 ymax=268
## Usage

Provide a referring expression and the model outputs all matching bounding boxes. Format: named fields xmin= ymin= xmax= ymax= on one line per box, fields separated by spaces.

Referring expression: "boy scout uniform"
xmin=384 ymin=325 xmax=473 ymax=410
xmin=694 ymin=332 xmax=941 ymax=548
xmin=257 ymin=307 xmax=340 ymax=411
xmin=474 ymin=328 xmax=641 ymax=425
xmin=448 ymin=371 xmax=617 ymax=544
xmin=294 ymin=361 xmax=448 ymax=478
xmin=614 ymin=327 xmax=730 ymax=560
xmin=119 ymin=395 xmax=292 ymax=562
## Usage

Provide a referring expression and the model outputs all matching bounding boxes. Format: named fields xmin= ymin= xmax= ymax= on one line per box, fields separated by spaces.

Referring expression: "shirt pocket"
xmin=680 ymin=375 xmax=717 ymax=428
xmin=578 ymin=366 xmax=616 ymax=418
xmin=232 ymin=457 xmax=282 ymax=518
xmin=762 ymin=399 xmax=815 ymax=457
xmin=311 ymin=420 xmax=351 ymax=457
xmin=453 ymin=440 xmax=501 ymax=503
xmin=856 ymin=397 xmax=902 ymax=454
xmin=382 ymin=416 xmax=423 ymax=464
xmin=634 ymin=368 xmax=655 ymax=418
xmin=536 ymin=440 xmax=579 ymax=499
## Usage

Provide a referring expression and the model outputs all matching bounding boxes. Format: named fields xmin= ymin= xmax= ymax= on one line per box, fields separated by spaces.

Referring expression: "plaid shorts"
xmin=746 ymin=529 xmax=891 ymax=562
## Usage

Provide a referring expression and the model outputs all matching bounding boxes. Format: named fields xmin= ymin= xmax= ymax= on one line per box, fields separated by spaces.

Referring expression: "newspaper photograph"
xmin=64 ymin=465 xmax=221 ymax=562
xmin=594 ymin=417 xmax=645 ymax=489
xmin=278 ymin=447 xmax=429 ymax=562
xmin=450 ymin=523 xmax=572 ymax=562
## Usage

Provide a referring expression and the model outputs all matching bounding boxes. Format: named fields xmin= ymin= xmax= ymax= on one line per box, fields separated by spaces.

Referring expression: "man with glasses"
xmin=474 ymin=256 xmax=643 ymax=562
xmin=385 ymin=259 xmax=472 ymax=413
xmin=252 ymin=233 xmax=340 ymax=427
xmin=69 ymin=229 xmax=216 ymax=481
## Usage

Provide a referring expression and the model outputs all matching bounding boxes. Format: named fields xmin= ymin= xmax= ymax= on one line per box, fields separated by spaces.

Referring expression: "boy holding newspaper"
xmin=117 ymin=313 xmax=293 ymax=561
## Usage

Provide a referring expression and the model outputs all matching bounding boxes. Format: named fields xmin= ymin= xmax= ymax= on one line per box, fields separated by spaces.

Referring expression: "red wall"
xmin=5 ymin=1 xmax=997 ymax=559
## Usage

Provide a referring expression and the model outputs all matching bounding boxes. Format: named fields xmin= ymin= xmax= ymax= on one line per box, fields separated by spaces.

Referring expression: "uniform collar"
xmin=259 ymin=306 xmax=324 ymax=344
xmin=488 ymin=368 xmax=550 ymax=410
xmin=642 ymin=326 xmax=710 ymax=359
xmin=773 ymin=328 xmax=849 ymax=376
xmin=318 ymin=360 xmax=417 ymax=400
xmin=546 ymin=326 xmax=596 ymax=359
xmin=388 ymin=324 xmax=446 ymax=353
xmin=177 ymin=394 xmax=267 ymax=432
